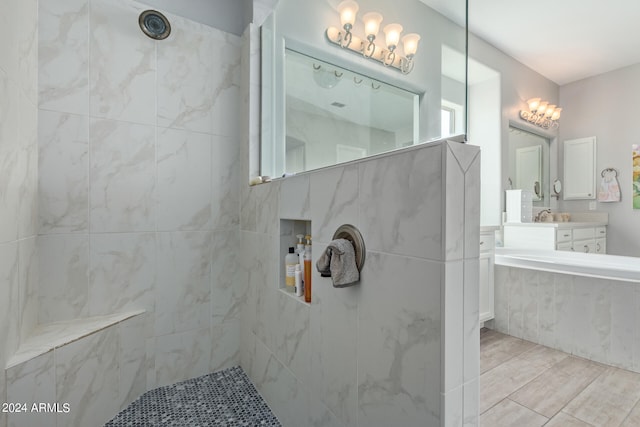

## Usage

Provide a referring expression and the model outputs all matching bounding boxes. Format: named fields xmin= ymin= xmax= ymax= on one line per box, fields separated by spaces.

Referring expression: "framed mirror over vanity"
xmin=507 ymin=126 xmax=550 ymax=205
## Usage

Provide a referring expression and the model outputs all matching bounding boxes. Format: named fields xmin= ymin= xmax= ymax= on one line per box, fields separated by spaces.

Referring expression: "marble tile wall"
xmin=494 ymin=265 xmax=640 ymax=374
xmin=15 ymin=1 xmax=245 ymax=424
xmin=5 ymin=315 xmax=146 ymax=427
xmin=0 ymin=0 xmax=38 ymax=426
xmin=239 ymin=25 xmax=481 ymax=423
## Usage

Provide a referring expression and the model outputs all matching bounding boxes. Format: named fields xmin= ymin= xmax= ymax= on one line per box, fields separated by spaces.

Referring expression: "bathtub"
xmin=495 ymin=247 xmax=640 ymax=283
xmin=493 ymin=248 xmax=640 ymax=373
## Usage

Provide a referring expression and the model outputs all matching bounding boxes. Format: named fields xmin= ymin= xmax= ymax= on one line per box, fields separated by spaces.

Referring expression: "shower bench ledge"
xmin=5 ymin=309 xmax=145 ymax=369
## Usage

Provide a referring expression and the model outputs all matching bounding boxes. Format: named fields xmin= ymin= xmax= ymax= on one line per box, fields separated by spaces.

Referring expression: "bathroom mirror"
xmin=283 ymin=49 xmax=419 ymax=174
xmin=260 ymin=0 xmax=468 ymax=178
xmin=508 ymin=126 xmax=550 ymax=206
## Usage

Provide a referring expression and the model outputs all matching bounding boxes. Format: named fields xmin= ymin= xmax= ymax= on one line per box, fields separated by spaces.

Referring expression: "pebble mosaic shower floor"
xmin=105 ymin=366 xmax=281 ymax=427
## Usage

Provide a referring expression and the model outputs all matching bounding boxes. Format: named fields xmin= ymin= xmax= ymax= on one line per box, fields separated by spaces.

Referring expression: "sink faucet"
xmin=534 ymin=209 xmax=552 ymax=222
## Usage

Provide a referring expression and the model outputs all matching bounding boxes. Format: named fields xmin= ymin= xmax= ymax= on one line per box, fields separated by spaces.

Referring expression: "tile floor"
xmin=480 ymin=328 xmax=640 ymax=427
xmin=105 ymin=366 xmax=281 ymax=426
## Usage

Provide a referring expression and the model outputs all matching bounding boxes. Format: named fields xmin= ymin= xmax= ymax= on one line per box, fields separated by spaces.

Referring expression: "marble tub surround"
xmin=492 ymin=265 xmax=640 ymax=373
xmin=239 ymin=130 xmax=481 ymax=425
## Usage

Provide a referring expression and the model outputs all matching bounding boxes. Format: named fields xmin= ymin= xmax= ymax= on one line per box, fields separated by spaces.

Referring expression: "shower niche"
xmin=279 ymin=219 xmax=311 ymax=304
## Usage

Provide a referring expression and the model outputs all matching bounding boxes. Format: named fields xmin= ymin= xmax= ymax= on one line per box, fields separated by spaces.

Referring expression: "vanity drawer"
xmin=572 ymin=227 xmax=595 ymax=241
xmin=556 ymin=229 xmax=573 ymax=243
xmin=557 ymin=241 xmax=573 ymax=251
xmin=596 ymin=227 xmax=607 ymax=237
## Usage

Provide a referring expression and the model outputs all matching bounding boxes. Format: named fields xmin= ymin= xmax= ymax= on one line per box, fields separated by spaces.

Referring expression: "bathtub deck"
xmin=480 ymin=328 xmax=640 ymax=426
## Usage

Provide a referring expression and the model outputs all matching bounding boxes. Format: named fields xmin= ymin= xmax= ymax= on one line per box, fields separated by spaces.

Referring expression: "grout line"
xmin=480 ymin=331 xmax=640 ymax=425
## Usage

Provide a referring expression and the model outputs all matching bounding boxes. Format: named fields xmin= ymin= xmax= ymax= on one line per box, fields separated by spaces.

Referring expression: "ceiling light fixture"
xmin=325 ymin=0 xmax=420 ymax=74
xmin=520 ymin=97 xmax=562 ymax=130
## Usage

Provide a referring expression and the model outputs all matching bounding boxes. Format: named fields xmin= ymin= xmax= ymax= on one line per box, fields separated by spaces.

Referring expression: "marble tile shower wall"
xmin=238 ymin=31 xmax=482 ymax=422
xmin=493 ymin=266 xmax=640 ymax=374
xmin=36 ymin=0 xmax=243 ymax=395
xmin=0 ymin=0 xmax=38 ymax=425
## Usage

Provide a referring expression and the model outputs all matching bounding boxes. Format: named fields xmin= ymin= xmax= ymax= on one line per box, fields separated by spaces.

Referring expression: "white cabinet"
xmin=557 ymin=226 xmax=607 ymax=253
xmin=564 ymin=137 xmax=597 ymax=200
xmin=479 ymin=230 xmax=495 ymax=323
xmin=503 ymin=223 xmax=607 ymax=253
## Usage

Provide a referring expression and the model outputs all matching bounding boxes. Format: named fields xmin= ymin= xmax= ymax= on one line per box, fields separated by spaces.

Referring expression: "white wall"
xmin=559 ymin=63 xmax=640 ymax=256
xmin=468 ymin=34 xmax=561 ymax=223
xmin=469 ymin=74 xmax=501 ymax=225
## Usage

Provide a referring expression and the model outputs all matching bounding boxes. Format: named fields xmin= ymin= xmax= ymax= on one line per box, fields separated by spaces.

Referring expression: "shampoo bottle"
xmin=304 ymin=235 xmax=312 ymax=303
xmin=296 ymin=234 xmax=305 ymax=282
xmin=295 ymin=264 xmax=303 ymax=297
xmin=285 ymin=247 xmax=298 ymax=289
xmin=295 ymin=234 xmax=305 ymax=254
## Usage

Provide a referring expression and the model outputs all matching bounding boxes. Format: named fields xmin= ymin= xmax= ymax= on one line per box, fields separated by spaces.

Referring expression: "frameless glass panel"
xmin=284 ymin=49 xmax=418 ymax=174
xmin=260 ymin=0 xmax=468 ymax=177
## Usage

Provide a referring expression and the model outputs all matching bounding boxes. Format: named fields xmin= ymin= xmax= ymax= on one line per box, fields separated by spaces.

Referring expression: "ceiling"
xmin=141 ymin=0 xmax=640 ymax=86
xmin=424 ymin=0 xmax=640 ymax=85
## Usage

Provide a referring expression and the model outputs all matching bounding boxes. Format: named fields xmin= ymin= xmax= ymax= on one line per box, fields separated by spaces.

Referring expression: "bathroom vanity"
xmin=503 ymin=221 xmax=608 ymax=253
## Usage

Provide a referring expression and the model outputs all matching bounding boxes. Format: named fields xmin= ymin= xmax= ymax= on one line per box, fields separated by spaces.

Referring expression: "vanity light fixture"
xmin=326 ymin=0 xmax=420 ymax=74
xmin=520 ymin=97 xmax=562 ymax=130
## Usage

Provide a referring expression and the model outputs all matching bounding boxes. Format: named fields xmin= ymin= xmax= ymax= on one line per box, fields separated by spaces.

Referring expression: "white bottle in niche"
xmin=294 ymin=264 xmax=303 ymax=296
xmin=285 ymin=247 xmax=297 ymax=289
xmin=296 ymin=234 xmax=305 ymax=283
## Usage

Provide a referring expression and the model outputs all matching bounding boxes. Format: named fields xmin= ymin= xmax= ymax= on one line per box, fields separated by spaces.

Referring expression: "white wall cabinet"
xmin=479 ymin=229 xmax=495 ymax=323
xmin=564 ymin=137 xmax=597 ymax=200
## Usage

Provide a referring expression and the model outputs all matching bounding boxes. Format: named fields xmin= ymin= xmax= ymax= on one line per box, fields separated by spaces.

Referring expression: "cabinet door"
xmin=479 ymin=252 xmax=494 ymax=322
xmin=564 ymin=137 xmax=596 ymax=200
xmin=574 ymin=239 xmax=596 ymax=253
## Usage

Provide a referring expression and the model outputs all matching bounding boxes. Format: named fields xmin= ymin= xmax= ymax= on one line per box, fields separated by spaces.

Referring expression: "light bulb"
xmin=401 ymin=33 xmax=420 ymax=57
xmin=537 ymin=102 xmax=548 ymax=116
xmin=527 ymin=97 xmax=541 ymax=112
xmin=545 ymin=105 xmax=556 ymax=118
xmin=383 ymin=23 xmax=403 ymax=50
xmin=551 ymin=107 xmax=562 ymax=121
xmin=362 ymin=12 xmax=383 ymax=39
xmin=337 ymin=0 xmax=359 ymax=29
